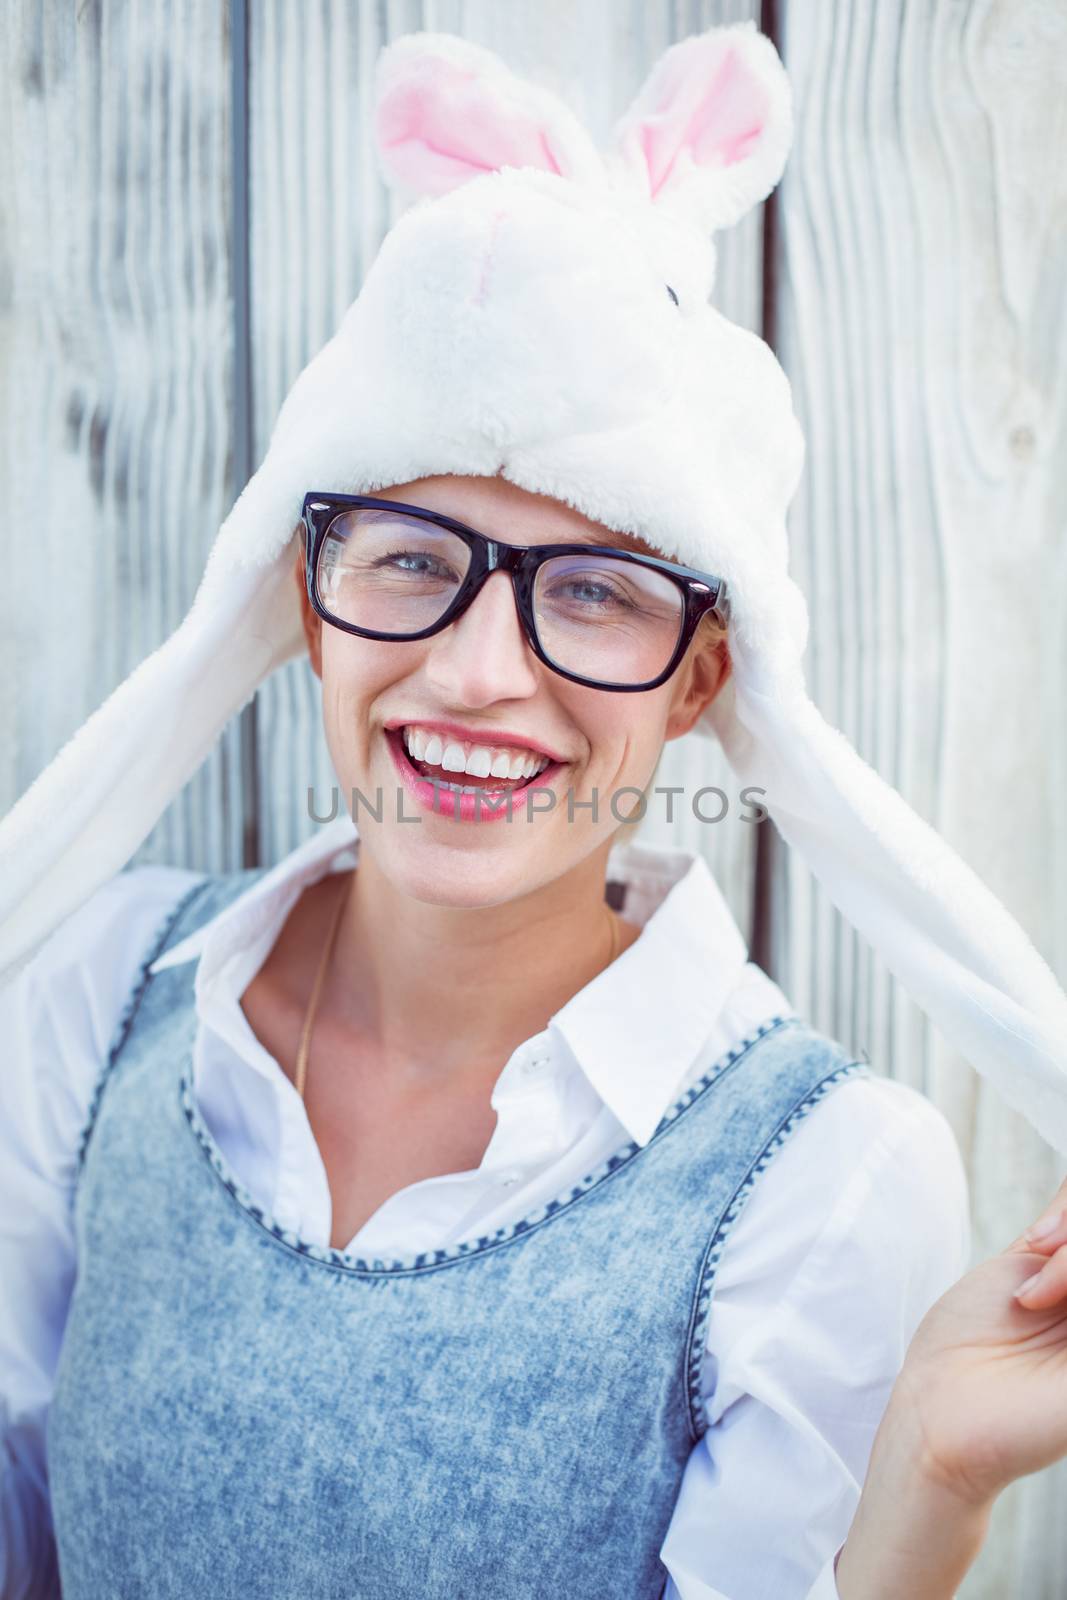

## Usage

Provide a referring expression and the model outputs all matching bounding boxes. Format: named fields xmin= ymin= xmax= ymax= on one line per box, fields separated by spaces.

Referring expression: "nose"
xmin=423 ymin=570 xmax=542 ymax=707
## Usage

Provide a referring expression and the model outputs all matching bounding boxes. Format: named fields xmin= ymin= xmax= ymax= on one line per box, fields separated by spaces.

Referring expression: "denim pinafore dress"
xmin=47 ymin=870 xmax=868 ymax=1598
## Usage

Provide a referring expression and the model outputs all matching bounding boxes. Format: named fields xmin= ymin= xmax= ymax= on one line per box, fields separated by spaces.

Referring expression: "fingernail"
xmin=1025 ymin=1209 xmax=1064 ymax=1243
xmin=1015 ymin=1271 xmax=1044 ymax=1301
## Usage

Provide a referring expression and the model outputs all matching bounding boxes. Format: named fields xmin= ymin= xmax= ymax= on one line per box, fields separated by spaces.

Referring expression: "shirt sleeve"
xmin=0 ymin=866 xmax=199 ymax=1600
xmin=658 ymin=1073 xmax=971 ymax=1600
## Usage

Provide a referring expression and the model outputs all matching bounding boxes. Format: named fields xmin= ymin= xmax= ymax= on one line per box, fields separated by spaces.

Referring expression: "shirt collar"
xmin=548 ymin=839 xmax=749 ymax=1146
xmin=149 ymin=813 xmax=751 ymax=1149
xmin=148 ymin=812 xmax=360 ymax=977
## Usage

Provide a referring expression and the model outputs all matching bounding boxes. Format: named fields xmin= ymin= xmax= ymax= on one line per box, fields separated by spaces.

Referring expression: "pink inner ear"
xmin=377 ymin=60 xmax=564 ymax=197
xmin=639 ymin=45 xmax=770 ymax=199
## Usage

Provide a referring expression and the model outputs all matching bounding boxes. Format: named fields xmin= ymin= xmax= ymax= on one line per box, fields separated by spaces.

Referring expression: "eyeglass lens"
xmin=315 ymin=507 xmax=686 ymax=688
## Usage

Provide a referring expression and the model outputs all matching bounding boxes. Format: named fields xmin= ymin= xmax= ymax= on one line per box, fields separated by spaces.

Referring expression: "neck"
xmin=325 ymin=841 xmax=629 ymax=1089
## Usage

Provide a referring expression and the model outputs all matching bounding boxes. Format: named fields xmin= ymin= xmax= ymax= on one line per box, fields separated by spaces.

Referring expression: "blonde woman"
xmin=2 ymin=24 xmax=1066 ymax=1600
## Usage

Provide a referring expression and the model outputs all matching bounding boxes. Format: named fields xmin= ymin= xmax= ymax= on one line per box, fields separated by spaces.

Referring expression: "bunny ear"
xmin=610 ymin=20 xmax=793 ymax=233
xmin=373 ymin=32 xmax=606 ymax=200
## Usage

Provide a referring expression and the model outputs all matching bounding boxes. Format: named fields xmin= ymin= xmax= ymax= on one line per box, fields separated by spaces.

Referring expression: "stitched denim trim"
xmin=177 ymin=1012 xmax=801 ymax=1280
xmin=682 ymin=1057 xmax=871 ymax=1444
xmin=74 ymin=876 xmax=215 ymax=1178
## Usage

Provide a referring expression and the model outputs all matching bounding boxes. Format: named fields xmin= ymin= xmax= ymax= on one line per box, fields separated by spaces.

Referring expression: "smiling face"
xmin=295 ymin=472 xmax=730 ymax=911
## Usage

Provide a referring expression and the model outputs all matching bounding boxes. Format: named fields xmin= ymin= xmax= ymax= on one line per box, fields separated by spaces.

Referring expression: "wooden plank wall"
xmin=771 ymin=6 xmax=1067 ymax=1592
xmin=3 ymin=3 xmax=1065 ymax=1593
xmin=1 ymin=0 xmax=245 ymax=874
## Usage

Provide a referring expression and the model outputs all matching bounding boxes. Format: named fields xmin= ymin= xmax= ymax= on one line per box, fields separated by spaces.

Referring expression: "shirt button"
xmin=500 ymin=1172 xmax=521 ymax=1186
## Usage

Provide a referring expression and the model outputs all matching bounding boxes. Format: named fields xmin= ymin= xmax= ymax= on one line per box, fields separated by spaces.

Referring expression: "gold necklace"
xmin=294 ymin=880 xmax=348 ymax=1102
xmin=603 ymin=901 xmax=621 ymax=967
xmin=294 ymin=885 xmax=623 ymax=1103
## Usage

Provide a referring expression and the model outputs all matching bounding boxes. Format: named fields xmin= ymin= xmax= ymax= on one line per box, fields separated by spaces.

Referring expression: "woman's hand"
xmin=892 ymin=1172 xmax=1067 ymax=1507
xmin=835 ymin=1174 xmax=1067 ymax=1600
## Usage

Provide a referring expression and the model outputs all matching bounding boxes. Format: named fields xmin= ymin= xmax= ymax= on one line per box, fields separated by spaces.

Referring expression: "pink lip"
xmin=383 ymin=717 xmax=566 ymax=765
xmin=385 ymin=727 xmax=566 ymax=825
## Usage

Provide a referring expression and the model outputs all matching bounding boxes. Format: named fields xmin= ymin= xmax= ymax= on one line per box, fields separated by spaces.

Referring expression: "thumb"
xmin=1006 ymin=1171 xmax=1067 ymax=1256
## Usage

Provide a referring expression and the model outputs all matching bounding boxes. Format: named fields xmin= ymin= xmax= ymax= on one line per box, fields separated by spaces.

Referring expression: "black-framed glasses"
xmin=301 ymin=492 xmax=730 ymax=692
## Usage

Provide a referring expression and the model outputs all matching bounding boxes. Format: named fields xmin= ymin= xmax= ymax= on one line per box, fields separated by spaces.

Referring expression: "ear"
xmin=609 ymin=20 xmax=793 ymax=233
xmin=294 ymin=541 xmax=322 ymax=680
xmin=373 ymin=32 xmax=606 ymax=200
xmin=664 ymin=621 xmax=732 ymax=742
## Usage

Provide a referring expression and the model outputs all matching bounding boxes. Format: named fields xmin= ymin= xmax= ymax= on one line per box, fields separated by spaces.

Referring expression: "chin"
xmin=369 ymin=823 xmax=566 ymax=911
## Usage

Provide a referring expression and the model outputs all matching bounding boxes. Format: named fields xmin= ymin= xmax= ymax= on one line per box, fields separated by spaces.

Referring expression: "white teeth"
xmin=401 ymin=726 xmax=551 ymax=780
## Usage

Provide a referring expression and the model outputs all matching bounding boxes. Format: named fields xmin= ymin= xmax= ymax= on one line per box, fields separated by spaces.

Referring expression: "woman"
xmin=2 ymin=22 xmax=1066 ymax=1600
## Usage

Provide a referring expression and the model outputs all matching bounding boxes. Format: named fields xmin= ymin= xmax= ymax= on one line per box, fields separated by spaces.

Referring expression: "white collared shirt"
xmin=0 ymin=814 xmax=970 ymax=1599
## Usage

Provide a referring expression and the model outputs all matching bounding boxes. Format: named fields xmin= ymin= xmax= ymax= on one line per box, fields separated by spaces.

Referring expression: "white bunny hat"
xmin=3 ymin=21 xmax=1067 ymax=1152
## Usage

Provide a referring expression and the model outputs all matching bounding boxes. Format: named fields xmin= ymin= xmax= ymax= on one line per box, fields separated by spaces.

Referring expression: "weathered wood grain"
xmin=773 ymin=4 xmax=1067 ymax=1593
xmin=0 ymin=0 xmax=243 ymax=873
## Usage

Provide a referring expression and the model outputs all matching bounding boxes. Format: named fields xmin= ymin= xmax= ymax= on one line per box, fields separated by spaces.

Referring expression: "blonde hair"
xmin=617 ymin=615 xmax=729 ymax=844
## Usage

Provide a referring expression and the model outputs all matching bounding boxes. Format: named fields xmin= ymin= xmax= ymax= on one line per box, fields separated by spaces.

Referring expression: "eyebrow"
xmin=591 ymin=529 xmax=660 ymax=559
xmin=367 ymin=498 xmax=659 ymax=559
xmin=552 ymin=527 xmax=654 ymax=553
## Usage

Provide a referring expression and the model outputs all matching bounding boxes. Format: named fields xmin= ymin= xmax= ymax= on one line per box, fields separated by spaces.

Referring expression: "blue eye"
xmin=666 ymin=284 xmax=679 ymax=306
